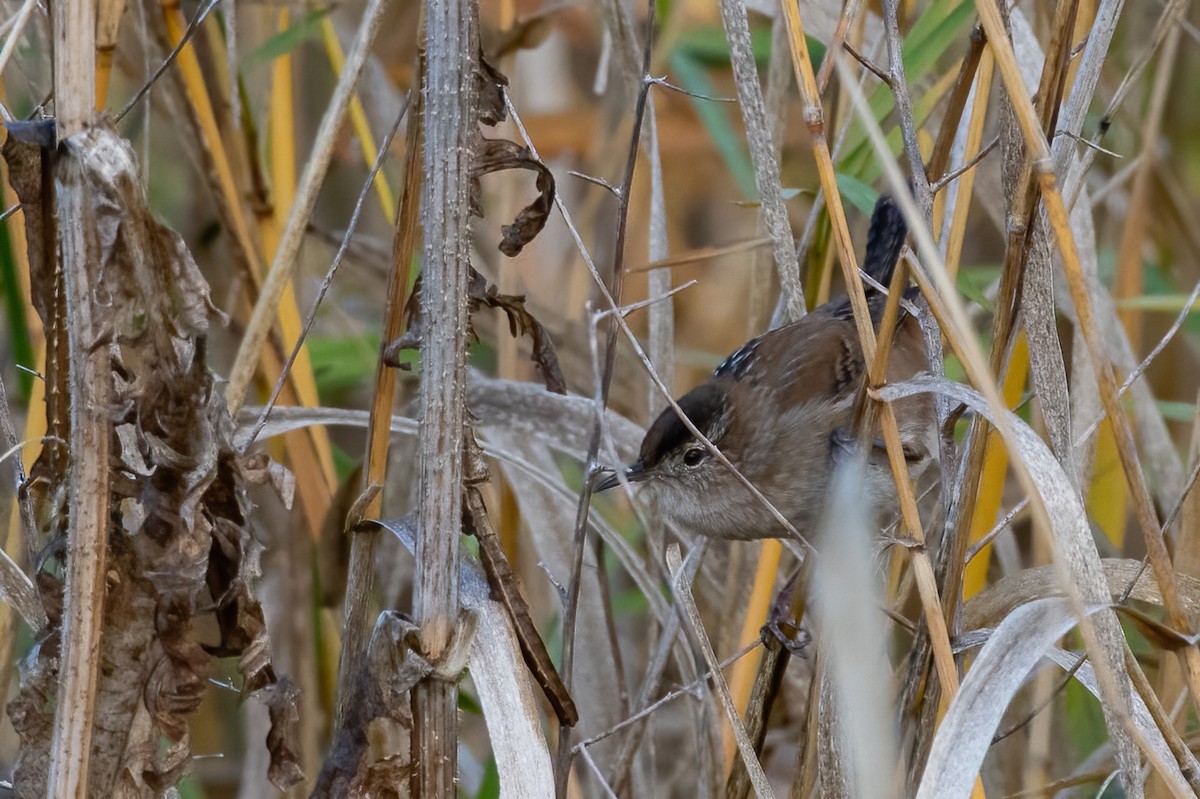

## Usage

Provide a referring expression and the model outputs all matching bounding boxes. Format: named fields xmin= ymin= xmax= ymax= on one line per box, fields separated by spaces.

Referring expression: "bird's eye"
xmin=683 ymin=447 xmax=707 ymax=467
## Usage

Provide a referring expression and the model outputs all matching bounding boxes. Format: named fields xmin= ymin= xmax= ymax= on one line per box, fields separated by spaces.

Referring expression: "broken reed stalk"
xmin=48 ymin=0 xmax=104 ymax=793
xmin=985 ymin=0 xmax=1200 ymax=727
xmin=782 ymin=3 xmax=961 ymax=720
xmin=410 ymin=0 xmax=478 ymax=794
xmin=332 ymin=70 xmax=424 ymax=741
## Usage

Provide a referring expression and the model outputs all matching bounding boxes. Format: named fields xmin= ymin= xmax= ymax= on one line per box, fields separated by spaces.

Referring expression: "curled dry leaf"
xmin=466 ymin=267 xmax=567 ymax=394
xmin=254 ymin=678 xmax=305 ymax=790
xmin=372 ymin=515 xmax=555 ymax=797
xmin=472 ymin=54 xmax=556 ymax=257
xmin=476 ymin=52 xmax=509 ymax=126
xmin=2 ymin=124 xmax=301 ymax=794
xmin=471 ymin=137 xmax=556 ymax=258
xmin=393 ymin=269 xmax=567 ymax=394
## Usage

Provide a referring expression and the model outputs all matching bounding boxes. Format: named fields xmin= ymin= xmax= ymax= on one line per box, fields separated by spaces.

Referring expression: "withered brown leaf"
xmin=392 ymin=269 xmax=566 ymax=394
xmin=471 ymin=55 xmax=556 ymax=258
xmin=3 ymin=122 xmax=303 ymax=795
xmin=471 ymin=137 xmax=555 ymax=258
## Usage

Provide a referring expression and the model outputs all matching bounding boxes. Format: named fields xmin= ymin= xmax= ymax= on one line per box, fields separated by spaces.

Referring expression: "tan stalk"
xmin=332 ymin=77 xmax=424 ymax=738
xmin=975 ymin=0 xmax=1200 ymax=715
xmin=782 ymin=0 xmax=962 ymax=709
xmin=409 ymin=0 xmax=479 ymax=792
xmin=224 ymin=0 xmax=388 ymax=414
xmin=49 ymin=1 xmax=103 ymax=793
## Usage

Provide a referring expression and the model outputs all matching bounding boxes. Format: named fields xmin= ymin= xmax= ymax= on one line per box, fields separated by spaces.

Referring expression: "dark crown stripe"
xmin=639 ymin=382 xmax=726 ymax=468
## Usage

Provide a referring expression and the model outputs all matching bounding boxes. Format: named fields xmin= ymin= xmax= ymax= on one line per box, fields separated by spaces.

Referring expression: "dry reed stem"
xmin=409 ymin=0 xmax=478 ymax=792
xmin=717 ymin=0 xmax=805 ymax=321
xmin=332 ymin=73 xmax=424 ymax=741
xmin=880 ymin=0 xmax=931 ymax=213
xmin=47 ymin=2 xmax=104 ymax=793
xmin=975 ymin=0 xmax=1200 ymax=722
xmin=224 ymin=0 xmax=388 ymax=415
xmin=784 ymin=4 xmax=962 ymax=717
xmin=666 ymin=545 xmax=775 ymax=798
xmin=644 ymin=97 xmax=675 ymax=410
xmin=838 ymin=35 xmax=1167 ymax=790
xmin=50 ymin=137 xmax=112 ymax=799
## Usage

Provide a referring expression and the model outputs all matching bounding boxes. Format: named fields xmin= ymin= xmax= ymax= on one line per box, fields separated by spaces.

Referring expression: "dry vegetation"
xmin=1 ymin=0 xmax=1200 ymax=796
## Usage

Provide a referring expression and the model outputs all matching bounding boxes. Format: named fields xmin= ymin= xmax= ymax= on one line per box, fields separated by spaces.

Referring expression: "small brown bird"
xmin=597 ymin=195 xmax=939 ymax=541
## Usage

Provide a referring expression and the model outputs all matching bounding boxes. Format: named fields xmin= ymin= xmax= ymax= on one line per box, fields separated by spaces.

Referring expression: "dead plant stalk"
xmin=409 ymin=0 xmax=479 ymax=795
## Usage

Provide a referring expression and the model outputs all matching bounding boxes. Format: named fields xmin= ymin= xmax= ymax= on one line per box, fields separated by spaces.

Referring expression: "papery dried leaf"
xmin=466 ymin=267 xmax=566 ymax=394
xmin=471 ymin=137 xmax=555 ymax=257
xmin=1 ymin=135 xmax=55 ymax=334
xmin=350 ymin=755 xmax=413 ymax=799
xmin=8 ymin=643 xmax=55 ymax=797
xmin=150 ymin=593 xmax=210 ymax=740
xmin=1111 ymin=604 xmax=1200 ymax=651
xmin=4 ymin=123 xmax=297 ymax=794
xmin=254 ymin=677 xmax=305 ymax=790
xmin=392 ymin=270 xmax=566 ymax=393
xmin=368 ymin=610 xmax=427 ymax=723
xmin=476 ymin=53 xmax=509 ymax=126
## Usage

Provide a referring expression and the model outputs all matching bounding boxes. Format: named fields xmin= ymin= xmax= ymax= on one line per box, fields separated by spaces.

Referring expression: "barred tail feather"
xmin=862 ymin=193 xmax=908 ymax=290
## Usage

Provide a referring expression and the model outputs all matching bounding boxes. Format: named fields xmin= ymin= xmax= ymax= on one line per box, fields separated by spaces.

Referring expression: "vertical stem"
xmin=717 ymin=0 xmax=805 ymax=322
xmin=53 ymin=0 xmax=96 ymax=141
xmin=50 ymin=145 xmax=111 ymax=799
xmin=410 ymin=0 xmax=477 ymax=795
xmin=49 ymin=1 xmax=101 ymax=795
xmin=332 ymin=86 xmax=423 ymax=739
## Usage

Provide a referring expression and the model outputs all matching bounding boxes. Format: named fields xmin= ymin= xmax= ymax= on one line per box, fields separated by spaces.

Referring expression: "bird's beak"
xmin=595 ymin=461 xmax=645 ymax=492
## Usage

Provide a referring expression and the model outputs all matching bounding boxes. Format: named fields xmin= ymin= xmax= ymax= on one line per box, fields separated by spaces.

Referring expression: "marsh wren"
xmin=596 ymin=194 xmax=939 ymax=541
